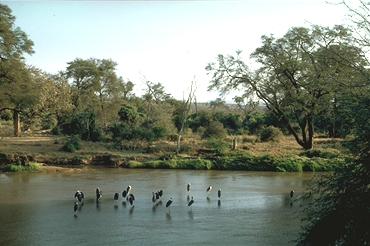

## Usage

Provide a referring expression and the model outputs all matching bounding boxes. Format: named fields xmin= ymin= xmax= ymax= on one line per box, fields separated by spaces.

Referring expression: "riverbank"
xmin=0 ymin=135 xmax=353 ymax=172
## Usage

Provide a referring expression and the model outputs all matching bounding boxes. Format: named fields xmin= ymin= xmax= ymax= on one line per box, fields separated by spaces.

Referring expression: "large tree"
xmin=0 ymin=4 xmax=35 ymax=136
xmin=207 ymin=25 xmax=367 ymax=149
xmin=65 ymin=58 xmax=129 ymax=126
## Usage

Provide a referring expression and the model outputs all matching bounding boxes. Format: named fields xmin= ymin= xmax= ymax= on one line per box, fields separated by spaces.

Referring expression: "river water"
xmin=0 ymin=168 xmax=315 ymax=246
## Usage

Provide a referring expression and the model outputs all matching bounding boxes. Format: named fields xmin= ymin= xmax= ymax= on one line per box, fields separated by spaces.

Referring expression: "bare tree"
xmin=176 ymin=81 xmax=196 ymax=155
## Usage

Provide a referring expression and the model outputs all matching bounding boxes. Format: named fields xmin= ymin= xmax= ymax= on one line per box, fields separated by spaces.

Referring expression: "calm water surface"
xmin=0 ymin=168 xmax=316 ymax=246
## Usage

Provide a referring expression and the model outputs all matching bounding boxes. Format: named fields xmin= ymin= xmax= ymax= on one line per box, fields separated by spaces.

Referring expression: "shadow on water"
xmin=166 ymin=212 xmax=172 ymax=222
xmin=114 ymin=204 xmax=118 ymax=210
xmin=96 ymin=201 xmax=101 ymax=211
xmin=218 ymin=200 xmax=221 ymax=207
xmin=188 ymin=210 xmax=194 ymax=220
xmin=122 ymin=201 xmax=127 ymax=207
xmin=129 ymin=206 xmax=135 ymax=215
xmin=207 ymin=197 xmax=211 ymax=203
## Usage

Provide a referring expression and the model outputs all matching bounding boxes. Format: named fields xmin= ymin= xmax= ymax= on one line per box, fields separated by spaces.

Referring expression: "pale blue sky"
xmin=6 ymin=0 xmax=350 ymax=102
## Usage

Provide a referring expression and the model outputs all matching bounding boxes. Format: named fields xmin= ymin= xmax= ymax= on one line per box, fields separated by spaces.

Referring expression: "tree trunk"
xmin=176 ymin=134 xmax=182 ymax=154
xmin=232 ymin=137 xmax=237 ymax=150
xmin=13 ymin=110 xmax=21 ymax=137
xmin=306 ymin=116 xmax=314 ymax=149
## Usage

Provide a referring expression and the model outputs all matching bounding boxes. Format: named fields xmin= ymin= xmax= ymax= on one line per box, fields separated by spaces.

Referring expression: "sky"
xmin=5 ymin=0 xmax=353 ymax=102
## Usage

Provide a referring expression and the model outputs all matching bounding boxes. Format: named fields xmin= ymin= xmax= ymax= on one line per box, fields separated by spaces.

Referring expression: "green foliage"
xmin=298 ymin=160 xmax=370 ymax=245
xmin=128 ymin=158 xmax=212 ymax=170
xmin=118 ymin=104 xmax=141 ymax=126
xmin=300 ymin=148 xmax=341 ymax=159
xmin=259 ymin=126 xmax=282 ymax=142
xmin=212 ymin=153 xmax=346 ymax=172
xmin=58 ymin=112 xmax=102 ymax=141
xmin=61 ymin=135 xmax=81 ymax=152
xmin=203 ymin=121 xmax=227 ymax=138
xmin=3 ymin=162 xmax=40 ymax=172
xmin=206 ymin=138 xmax=229 ymax=155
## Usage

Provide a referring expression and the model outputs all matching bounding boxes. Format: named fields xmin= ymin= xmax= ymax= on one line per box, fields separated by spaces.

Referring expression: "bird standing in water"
xmin=166 ymin=198 xmax=173 ymax=211
xmin=290 ymin=190 xmax=294 ymax=199
xmin=96 ymin=188 xmax=102 ymax=202
xmin=187 ymin=183 xmax=191 ymax=192
xmin=128 ymin=193 xmax=135 ymax=206
xmin=126 ymin=185 xmax=132 ymax=201
xmin=206 ymin=186 xmax=212 ymax=198
xmin=187 ymin=197 xmax=194 ymax=208
xmin=74 ymin=190 xmax=84 ymax=204
xmin=218 ymin=189 xmax=221 ymax=200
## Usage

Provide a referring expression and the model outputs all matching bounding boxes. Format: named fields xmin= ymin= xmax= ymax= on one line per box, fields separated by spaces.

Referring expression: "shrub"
xmin=3 ymin=162 xmax=40 ymax=172
xmin=203 ymin=121 xmax=227 ymax=138
xmin=61 ymin=135 xmax=81 ymax=152
xmin=58 ymin=112 xmax=103 ymax=141
xmin=259 ymin=126 xmax=282 ymax=142
xmin=300 ymin=148 xmax=341 ymax=159
xmin=206 ymin=138 xmax=229 ymax=155
xmin=127 ymin=158 xmax=213 ymax=170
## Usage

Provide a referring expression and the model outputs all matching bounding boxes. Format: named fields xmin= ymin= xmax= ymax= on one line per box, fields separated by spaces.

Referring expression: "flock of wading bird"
xmin=73 ymin=184 xmax=295 ymax=217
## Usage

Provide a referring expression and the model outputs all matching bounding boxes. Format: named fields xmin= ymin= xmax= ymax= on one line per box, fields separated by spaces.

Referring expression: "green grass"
xmin=128 ymin=158 xmax=213 ymax=170
xmin=212 ymin=153 xmax=349 ymax=172
xmin=126 ymin=153 xmax=349 ymax=172
xmin=3 ymin=162 xmax=41 ymax=172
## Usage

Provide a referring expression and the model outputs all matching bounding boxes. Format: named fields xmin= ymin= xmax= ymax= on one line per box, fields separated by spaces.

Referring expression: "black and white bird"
xmin=158 ymin=189 xmax=163 ymax=197
xmin=122 ymin=190 xmax=127 ymax=199
xmin=166 ymin=198 xmax=173 ymax=210
xmin=290 ymin=190 xmax=294 ymax=199
xmin=155 ymin=191 xmax=160 ymax=200
xmin=187 ymin=183 xmax=191 ymax=192
xmin=128 ymin=193 xmax=135 ymax=206
xmin=114 ymin=192 xmax=119 ymax=201
xmin=187 ymin=196 xmax=194 ymax=207
xmin=74 ymin=190 xmax=84 ymax=203
xmin=206 ymin=186 xmax=212 ymax=193
xmin=96 ymin=187 xmax=102 ymax=201
xmin=218 ymin=189 xmax=221 ymax=200
xmin=125 ymin=186 xmax=132 ymax=201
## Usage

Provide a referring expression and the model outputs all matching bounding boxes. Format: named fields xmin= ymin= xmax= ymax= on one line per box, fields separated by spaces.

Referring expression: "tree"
xmin=0 ymin=4 xmax=35 ymax=136
xmin=24 ymin=71 xmax=73 ymax=130
xmin=298 ymin=3 xmax=370 ymax=244
xmin=174 ymin=82 xmax=196 ymax=154
xmin=65 ymin=58 xmax=127 ymax=126
xmin=207 ymin=25 xmax=368 ymax=149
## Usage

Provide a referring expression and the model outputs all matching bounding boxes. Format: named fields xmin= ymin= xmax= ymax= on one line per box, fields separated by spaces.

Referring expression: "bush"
xmin=259 ymin=126 xmax=282 ymax=142
xmin=212 ymin=153 xmax=347 ymax=172
xmin=3 ymin=162 xmax=40 ymax=172
xmin=61 ymin=135 xmax=81 ymax=152
xmin=127 ymin=158 xmax=213 ymax=170
xmin=206 ymin=138 xmax=229 ymax=155
xmin=203 ymin=121 xmax=227 ymax=138
xmin=58 ymin=112 xmax=103 ymax=141
xmin=300 ymin=148 xmax=341 ymax=159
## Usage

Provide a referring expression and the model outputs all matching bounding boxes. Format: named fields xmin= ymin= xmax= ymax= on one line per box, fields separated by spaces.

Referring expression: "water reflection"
xmin=187 ymin=210 xmax=194 ymax=220
xmin=0 ymin=169 xmax=315 ymax=246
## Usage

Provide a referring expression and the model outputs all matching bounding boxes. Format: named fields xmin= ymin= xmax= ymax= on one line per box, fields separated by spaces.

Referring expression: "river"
xmin=0 ymin=168 xmax=316 ymax=246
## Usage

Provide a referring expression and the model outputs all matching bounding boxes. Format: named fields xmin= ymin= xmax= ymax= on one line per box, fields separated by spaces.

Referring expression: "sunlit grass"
xmin=3 ymin=162 xmax=41 ymax=172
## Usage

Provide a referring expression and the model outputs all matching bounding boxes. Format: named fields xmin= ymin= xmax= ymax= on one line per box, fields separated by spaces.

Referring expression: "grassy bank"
xmin=127 ymin=153 xmax=351 ymax=172
xmin=0 ymin=135 xmax=352 ymax=172
xmin=2 ymin=162 xmax=41 ymax=172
